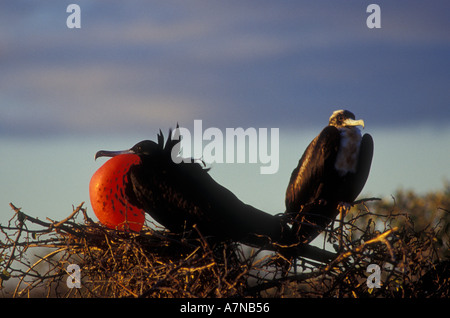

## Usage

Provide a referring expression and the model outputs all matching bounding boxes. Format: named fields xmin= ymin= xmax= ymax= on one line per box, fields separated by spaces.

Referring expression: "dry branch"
xmin=1 ymin=199 xmax=448 ymax=298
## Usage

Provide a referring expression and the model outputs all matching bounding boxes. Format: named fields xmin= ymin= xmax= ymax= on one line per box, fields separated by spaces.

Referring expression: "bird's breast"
xmin=89 ymin=154 xmax=146 ymax=232
xmin=334 ymin=128 xmax=362 ymax=176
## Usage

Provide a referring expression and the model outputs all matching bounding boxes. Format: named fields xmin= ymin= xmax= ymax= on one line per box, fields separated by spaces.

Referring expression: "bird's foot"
xmin=337 ymin=202 xmax=352 ymax=216
xmin=336 ymin=202 xmax=352 ymax=252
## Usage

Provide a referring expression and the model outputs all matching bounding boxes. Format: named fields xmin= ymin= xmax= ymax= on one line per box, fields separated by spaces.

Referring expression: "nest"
xmin=0 ymin=200 xmax=448 ymax=298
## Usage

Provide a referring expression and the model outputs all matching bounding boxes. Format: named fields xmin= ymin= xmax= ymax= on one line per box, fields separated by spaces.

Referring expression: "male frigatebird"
xmin=90 ymin=129 xmax=292 ymax=248
xmin=285 ymin=110 xmax=374 ymax=243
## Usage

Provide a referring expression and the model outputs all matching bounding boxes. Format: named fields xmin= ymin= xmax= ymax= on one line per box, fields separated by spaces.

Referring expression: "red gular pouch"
xmin=89 ymin=154 xmax=145 ymax=232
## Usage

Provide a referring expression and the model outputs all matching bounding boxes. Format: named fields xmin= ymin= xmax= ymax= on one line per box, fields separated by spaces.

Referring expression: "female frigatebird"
xmin=285 ymin=110 xmax=374 ymax=243
xmin=90 ymin=129 xmax=291 ymax=247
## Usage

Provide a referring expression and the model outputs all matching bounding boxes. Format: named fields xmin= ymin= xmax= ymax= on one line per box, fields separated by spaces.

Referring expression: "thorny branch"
xmin=0 ymin=198 xmax=448 ymax=298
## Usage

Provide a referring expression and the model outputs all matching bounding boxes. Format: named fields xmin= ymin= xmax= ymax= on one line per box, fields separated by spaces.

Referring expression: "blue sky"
xmin=1 ymin=1 xmax=449 ymax=224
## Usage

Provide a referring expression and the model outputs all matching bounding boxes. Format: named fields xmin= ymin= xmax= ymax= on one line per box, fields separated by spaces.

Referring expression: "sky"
xmin=1 ymin=1 xmax=449 ymax=225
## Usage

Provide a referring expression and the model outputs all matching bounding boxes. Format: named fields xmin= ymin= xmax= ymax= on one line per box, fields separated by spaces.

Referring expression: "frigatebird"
xmin=92 ymin=129 xmax=292 ymax=248
xmin=285 ymin=110 xmax=374 ymax=243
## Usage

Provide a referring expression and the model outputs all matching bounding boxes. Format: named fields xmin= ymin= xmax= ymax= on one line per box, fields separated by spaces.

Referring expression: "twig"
xmin=13 ymin=247 xmax=68 ymax=297
xmin=325 ymin=227 xmax=399 ymax=272
xmin=54 ymin=202 xmax=85 ymax=228
xmin=353 ymin=197 xmax=382 ymax=205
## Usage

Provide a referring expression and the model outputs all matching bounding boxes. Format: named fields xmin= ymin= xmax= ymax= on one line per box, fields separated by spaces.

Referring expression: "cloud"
xmin=1 ymin=1 xmax=449 ymax=137
xmin=1 ymin=62 xmax=207 ymax=135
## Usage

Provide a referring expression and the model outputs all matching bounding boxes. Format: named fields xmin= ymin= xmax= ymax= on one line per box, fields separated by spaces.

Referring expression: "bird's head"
xmin=328 ymin=110 xmax=365 ymax=129
xmin=95 ymin=140 xmax=160 ymax=160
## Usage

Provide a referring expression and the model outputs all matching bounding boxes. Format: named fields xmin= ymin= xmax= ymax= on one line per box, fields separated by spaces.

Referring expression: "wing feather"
xmin=341 ymin=133 xmax=374 ymax=202
xmin=285 ymin=126 xmax=341 ymax=212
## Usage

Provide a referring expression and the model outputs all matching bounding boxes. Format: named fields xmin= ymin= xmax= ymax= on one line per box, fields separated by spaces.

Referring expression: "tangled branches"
xmin=1 ymin=203 xmax=252 ymax=297
xmin=0 ymin=198 xmax=448 ymax=298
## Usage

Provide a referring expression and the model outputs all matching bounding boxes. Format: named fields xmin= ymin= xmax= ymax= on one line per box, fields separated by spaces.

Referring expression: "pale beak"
xmin=343 ymin=118 xmax=365 ymax=129
xmin=94 ymin=149 xmax=135 ymax=160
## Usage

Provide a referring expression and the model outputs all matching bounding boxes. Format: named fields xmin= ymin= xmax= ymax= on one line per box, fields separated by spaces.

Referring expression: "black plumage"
xmin=285 ymin=110 xmax=374 ymax=243
xmin=95 ymin=129 xmax=292 ymax=248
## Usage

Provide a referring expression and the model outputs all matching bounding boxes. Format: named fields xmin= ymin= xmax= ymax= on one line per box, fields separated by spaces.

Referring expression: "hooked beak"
xmin=95 ymin=149 xmax=135 ymax=160
xmin=343 ymin=118 xmax=365 ymax=129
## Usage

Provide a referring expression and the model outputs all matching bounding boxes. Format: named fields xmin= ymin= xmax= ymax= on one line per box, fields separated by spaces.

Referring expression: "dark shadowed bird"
xmin=285 ymin=110 xmax=374 ymax=244
xmin=94 ymin=129 xmax=292 ymax=248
